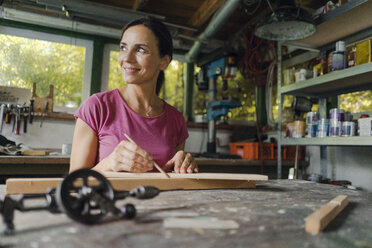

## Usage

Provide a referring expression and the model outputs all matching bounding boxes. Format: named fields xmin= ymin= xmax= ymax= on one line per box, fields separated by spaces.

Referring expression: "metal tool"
xmin=23 ymin=106 xmax=29 ymax=133
xmin=40 ymin=100 xmax=48 ymax=128
xmin=29 ymin=99 xmax=34 ymax=124
xmin=0 ymin=169 xmax=160 ymax=235
xmin=5 ymin=103 xmax=12 ymax=124
xmin=0 ymin=104 xmax=5 ymax=134
xmin=14 ymin=105 xmax=21 ymax=135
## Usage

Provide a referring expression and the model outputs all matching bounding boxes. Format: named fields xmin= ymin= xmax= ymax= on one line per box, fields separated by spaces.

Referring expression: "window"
xmin=107 ymin=50 xmax=123 ymax=91
xmin=105 ymin=48 xmax=185 ymax=113
xmin=0 ymin=26 xmax=92 ymax=112
xmin=339 ymin=90 xmax=372 ymax=113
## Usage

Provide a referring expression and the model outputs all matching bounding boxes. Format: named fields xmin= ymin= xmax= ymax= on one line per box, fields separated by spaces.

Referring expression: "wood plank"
xmin=102 ymin=172 xmax=268 ymax=181
xmin=305 ymin=195 xmax=349 ymax=234
xmin=6 ymin=177 xmax=257 ymax=194
xmin=297 ymin=1 xmax=372 ymax=47
xmin=22 ymin=150 xmax=50 ymax=156
xmin=187 ymin=0 xmax=225 ymax=27
xmin=132 ymin=0 xmax=148 ymax=10
xmin=182 ymin=0 xmax=225 ymax=36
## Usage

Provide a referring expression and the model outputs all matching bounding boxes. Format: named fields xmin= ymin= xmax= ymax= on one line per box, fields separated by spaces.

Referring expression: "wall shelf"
xmin=281 ymin=62 xmax=372 ymax=97
xmin=281 ymin=137 xmax=372 ymax=146
xmin=276 ymin=0 xmax=372 ymax=179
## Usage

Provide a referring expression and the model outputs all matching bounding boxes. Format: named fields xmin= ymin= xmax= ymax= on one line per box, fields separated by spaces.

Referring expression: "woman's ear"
xmin=159 ymin=55 xmax=171 ymax=71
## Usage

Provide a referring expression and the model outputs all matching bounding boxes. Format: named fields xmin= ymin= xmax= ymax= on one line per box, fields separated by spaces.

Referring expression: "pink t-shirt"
xmin=75 ymin=89 xmax=188 ymax=169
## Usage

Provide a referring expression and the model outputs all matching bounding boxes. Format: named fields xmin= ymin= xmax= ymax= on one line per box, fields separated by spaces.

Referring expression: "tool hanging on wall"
xmin=0 ymin=104 xmax=5 ymax=134
xmin=29 ymin=99 xmax=34 ymax=124
xmin=23 ymin=106 xmax=29 ymax=133
xmin=0 ymin=169 xmax=160 ymax=235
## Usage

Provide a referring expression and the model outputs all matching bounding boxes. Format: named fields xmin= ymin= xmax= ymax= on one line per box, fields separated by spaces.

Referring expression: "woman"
xmin=70 ymin=18 xmax=198 ymax=174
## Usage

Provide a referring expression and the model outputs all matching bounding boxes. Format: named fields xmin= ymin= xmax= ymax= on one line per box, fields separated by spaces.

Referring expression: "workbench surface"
xmin=1 ymin=180 xmax=371 ymax=248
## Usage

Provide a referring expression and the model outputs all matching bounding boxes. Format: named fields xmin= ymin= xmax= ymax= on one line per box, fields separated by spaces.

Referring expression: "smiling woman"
xmin=70 ymin=17 xmax=198 ymax=175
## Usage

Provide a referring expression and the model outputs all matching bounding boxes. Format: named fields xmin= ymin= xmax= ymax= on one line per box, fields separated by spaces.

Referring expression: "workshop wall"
xmin=185 ymin=128 xmax=232 ymax=154
xmin=306 ymin=146 xmax=372 ymax=192
xmin=1 ymin=119 xmax=75 ymax=150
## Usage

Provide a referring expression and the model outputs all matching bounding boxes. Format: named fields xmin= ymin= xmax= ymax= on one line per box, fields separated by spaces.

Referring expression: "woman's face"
xmin=118 ymin=25 xmax=169 ymax=86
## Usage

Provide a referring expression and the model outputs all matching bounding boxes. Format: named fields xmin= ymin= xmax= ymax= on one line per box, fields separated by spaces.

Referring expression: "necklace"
xmin=145 ymin=104 xmax=153 ymax=117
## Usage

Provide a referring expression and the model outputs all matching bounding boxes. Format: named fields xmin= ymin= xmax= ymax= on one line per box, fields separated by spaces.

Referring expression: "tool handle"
xmin=29 ymin=99 xmax=34 ymax=124
xmin=129 ymin=186 xmax=160 ymax=199
xmin=23 ymin=115 xmax=28 ymax=133
xmin=0 ymin=104 xmax=5 ymax=134
xmin=16 ymin=119 xmax=20 ymax=135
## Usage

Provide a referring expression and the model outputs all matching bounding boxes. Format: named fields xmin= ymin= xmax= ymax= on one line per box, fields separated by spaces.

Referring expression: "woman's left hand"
xmin=163 ymin=151 xmax=198 ymax=173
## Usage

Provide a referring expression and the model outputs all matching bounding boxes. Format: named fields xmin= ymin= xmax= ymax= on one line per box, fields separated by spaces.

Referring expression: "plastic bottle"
xmin=332 ymin=41 xmax=346 ymax=70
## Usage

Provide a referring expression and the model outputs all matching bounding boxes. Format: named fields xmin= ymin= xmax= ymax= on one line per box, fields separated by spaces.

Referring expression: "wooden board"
xmin=22 ymin=150 xmax=50 ymax=156
xmin=102 ymin=172 xmax=268 ymax=181
xmin=6 ymin=177 xmax=257 ymax=194
xmin=305 ymin=195 xmax=349 ymax=234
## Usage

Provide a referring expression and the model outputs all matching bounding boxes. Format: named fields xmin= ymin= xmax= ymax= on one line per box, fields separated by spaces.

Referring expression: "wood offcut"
xmin=305 ymin=194 xmax=349 ymax=234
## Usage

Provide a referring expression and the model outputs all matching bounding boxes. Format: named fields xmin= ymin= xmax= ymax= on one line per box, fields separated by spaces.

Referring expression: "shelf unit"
xmin=276 ymin=0 xmax=372 ymax=179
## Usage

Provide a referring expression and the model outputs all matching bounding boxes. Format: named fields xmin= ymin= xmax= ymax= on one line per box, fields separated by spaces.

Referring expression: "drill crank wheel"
xmin=56 ymin=169 xmax=115 ymax=224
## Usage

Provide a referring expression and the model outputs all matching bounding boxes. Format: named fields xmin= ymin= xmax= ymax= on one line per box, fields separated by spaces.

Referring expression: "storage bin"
xmin=229 ymin=142 xmax=275 ymax=160
xmin=283 ymin=145 xmax=305 ymax=160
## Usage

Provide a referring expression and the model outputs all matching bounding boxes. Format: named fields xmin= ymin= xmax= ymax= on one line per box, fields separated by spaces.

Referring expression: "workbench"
xmin=1 ymin=180 xmax=371 ymax=248
xmin=0 ymin=156 xmax=308 ymax=180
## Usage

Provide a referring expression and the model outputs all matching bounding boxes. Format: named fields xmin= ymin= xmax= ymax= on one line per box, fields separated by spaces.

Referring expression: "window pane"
xmin=162 ymin=60 xmax=184 ymax=112
xmin=339 ymin=90 xmax=372 ymax=113
xmin=0 ymin=34 xmax=85 ymax=108
xmin=108 ymin=50 xmax=125 ymax=90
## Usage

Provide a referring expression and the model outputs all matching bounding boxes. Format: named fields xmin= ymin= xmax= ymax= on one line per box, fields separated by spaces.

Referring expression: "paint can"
xmin=306 ymin=112 xmax=319 ymax=124
xmin=329 ymin=108 xmax=345 ymax=122
xmin=306 ymin=124 xmax=318 ymax=137
xmin=306 ymin=112 xmax=318 ymax=138
xmin=329 ymin=120 xmax=341 ymax=136
xmin=342 ymin=121 xmax=355 ymax=136
xmin=286 ymin=122 xmax=294 ymax=138
xmin=344 ymin=111 xmax=352 ymax=121
xmin=317 ymin=118 xmax=329 ymax=138
xmin=292 ymin=121 xmax=306 ymax=138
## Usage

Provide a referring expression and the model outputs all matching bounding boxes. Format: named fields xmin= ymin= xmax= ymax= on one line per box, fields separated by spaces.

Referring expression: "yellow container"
xmin=356 ymin=40 xmax=371 ymax=65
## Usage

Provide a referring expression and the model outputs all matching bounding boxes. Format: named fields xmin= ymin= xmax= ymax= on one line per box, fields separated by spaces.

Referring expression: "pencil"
xmin=124 ymin=133 xmax=170 ymax=178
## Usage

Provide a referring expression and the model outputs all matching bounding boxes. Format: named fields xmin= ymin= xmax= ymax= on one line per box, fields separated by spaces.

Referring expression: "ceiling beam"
xmin=187 ymin=0 xmax=225 ymax=28
xmin=132 ymin=0 xmax=149 ymax=11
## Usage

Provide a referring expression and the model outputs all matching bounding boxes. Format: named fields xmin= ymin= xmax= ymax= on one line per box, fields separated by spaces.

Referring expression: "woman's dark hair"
xmin=121 ymin=17 xmax=173 ymax=95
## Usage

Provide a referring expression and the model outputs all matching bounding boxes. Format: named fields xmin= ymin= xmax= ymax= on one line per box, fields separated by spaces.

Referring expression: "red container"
xmin=229 ymin=142 xmax=275 ymax=160
xmin=284 ymin=145 xmax=305 ymax=160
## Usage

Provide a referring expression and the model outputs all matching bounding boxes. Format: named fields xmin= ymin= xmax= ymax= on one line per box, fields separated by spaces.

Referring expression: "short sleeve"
xmin=74 ymin=95 xmax=101 ymax=134
xmin=177 ymin=114 xmax=189 ymax=146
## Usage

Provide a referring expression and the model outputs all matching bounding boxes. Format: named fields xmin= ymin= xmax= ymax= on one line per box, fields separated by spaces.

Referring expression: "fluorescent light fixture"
xmin=1 ymin=7 xmax=122 ymax=38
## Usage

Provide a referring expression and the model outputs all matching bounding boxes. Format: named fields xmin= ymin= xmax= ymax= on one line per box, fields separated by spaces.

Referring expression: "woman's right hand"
xmin=97 ymin=140 xmax=154 ymax=172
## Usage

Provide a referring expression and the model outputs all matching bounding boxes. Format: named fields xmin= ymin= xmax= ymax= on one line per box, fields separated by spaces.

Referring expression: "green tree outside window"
xmin=0 ymin=34 xmax=85 ymax=108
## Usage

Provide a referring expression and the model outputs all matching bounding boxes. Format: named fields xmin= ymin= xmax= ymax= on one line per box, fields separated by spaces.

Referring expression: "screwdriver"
xmin=23 ymin=107 xmax=29 ymax=133
xmin=0 ymin=104 xmax=5 ymax=134
xmin=29 ymin=99 xmax=34 ymax=124
xmin=14 ymin=105 xmax=21 ymax=135
xmin=5 ymin=103 xmax=12 ymax=124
